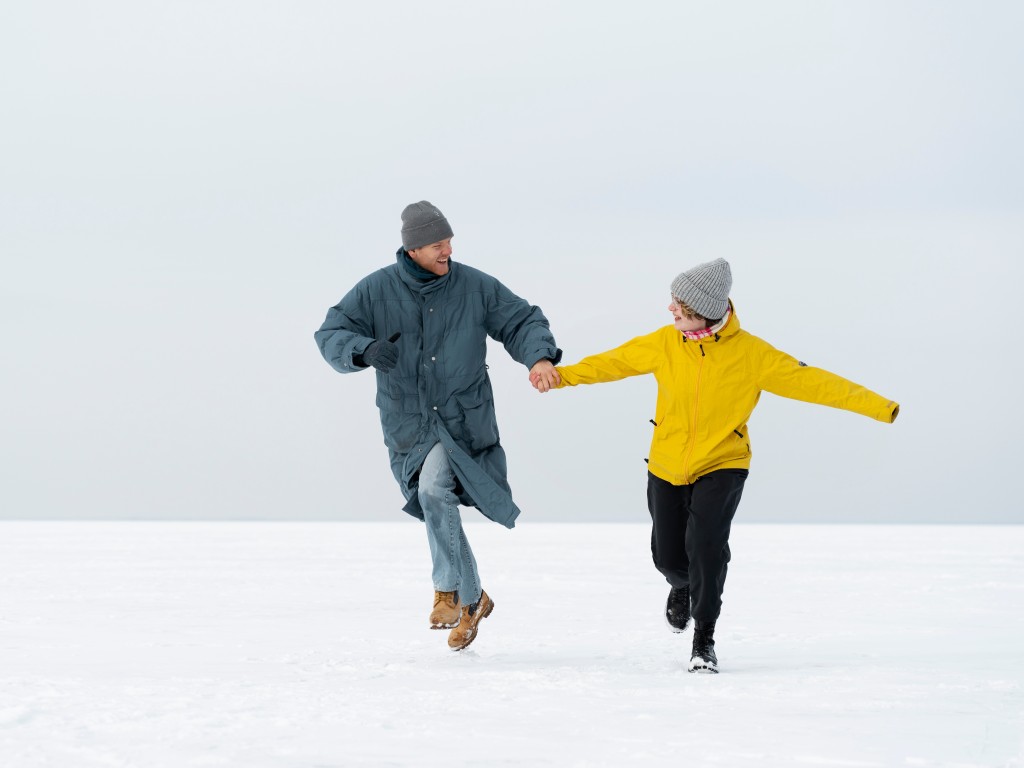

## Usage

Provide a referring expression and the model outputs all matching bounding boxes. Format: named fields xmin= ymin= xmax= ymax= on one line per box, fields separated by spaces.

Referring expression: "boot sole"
xmin=449 ymin=597 xmax=494 ymax=651
xmin=665 ymin=614 xmax=689 ymax=633
xmin=430 ymin=621 xmax=460 ymax=630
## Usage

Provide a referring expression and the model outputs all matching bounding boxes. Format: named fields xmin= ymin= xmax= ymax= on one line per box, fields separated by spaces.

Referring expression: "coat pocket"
xmin=455 ymin=390 xmax=499 ymax=453
xmin=376 ymin=390 xmax=420 ymax=453
xmin=732 ymin=426 xmax=751 ymax=459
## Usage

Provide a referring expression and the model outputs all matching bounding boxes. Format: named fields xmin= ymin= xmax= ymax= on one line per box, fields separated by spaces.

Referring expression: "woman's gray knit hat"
xmin=401 ymin=201 xmax=454 ymax=251
xmin=670 ymin=258 xmax=733 ymax=319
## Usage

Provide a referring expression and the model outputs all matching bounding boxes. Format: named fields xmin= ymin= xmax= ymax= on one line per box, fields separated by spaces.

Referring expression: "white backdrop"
xmin=2 ymin=1 xmax=1021 ymax=522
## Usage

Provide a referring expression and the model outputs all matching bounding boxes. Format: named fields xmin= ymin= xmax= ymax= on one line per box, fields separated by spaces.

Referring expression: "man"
xmin=314 ymin=201 xmax=561 ymax=651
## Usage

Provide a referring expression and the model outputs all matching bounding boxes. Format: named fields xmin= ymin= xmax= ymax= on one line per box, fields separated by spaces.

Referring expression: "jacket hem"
xmin=647 ymin=457 xmax=752 ymax=486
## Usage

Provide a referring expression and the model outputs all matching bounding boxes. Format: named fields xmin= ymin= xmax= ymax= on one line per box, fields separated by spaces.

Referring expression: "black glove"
xmin=358 ymin=332 xmax=401 ymax=373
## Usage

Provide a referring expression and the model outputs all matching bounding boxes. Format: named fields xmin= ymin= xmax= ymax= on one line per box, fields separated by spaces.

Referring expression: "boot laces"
xmin=669 ymin=587 xmax=689 ymax=608
xmin=434 ymin=591 xmax=456 ymax=608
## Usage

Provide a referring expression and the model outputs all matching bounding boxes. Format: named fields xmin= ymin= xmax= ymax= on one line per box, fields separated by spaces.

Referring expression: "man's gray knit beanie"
xmin=401 ymin=201 xmax=454 ymax=251
xmin=670 ymin=258 xmax=733 ymax=319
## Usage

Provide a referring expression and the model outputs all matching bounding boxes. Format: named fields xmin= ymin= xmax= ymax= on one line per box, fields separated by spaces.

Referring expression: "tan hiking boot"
xmin=447 ymin=590 xmax=493 ymax=651
xmin=429 ymin=590 xmax=461 ymax=629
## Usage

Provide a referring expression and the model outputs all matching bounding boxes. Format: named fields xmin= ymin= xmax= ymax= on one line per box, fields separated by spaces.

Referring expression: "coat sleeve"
xmin=555 ymin=330 xmax=662 ymax=387
xmin=753 ymin=338 xmax=899 ymax=423
xmin=484 ymin=280 xmax=562 ymax=368
xmin=314 ymin=281 xmax=377 ymax=374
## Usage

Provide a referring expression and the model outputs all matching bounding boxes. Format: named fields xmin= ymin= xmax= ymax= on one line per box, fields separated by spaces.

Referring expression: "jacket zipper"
xmin=681 ymin=343 xmax=705 ymax=484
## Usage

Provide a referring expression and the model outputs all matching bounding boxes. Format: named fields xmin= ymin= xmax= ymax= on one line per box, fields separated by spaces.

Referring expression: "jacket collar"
xmin=716 ymin=301 xmax=741 ymax=338
xmin=395 ymin=247 xmax=452 ymax=295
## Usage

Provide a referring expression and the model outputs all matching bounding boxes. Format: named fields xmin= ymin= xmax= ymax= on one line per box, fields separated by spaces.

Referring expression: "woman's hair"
xmin=672 ymin=296 xmax=723 ymax=326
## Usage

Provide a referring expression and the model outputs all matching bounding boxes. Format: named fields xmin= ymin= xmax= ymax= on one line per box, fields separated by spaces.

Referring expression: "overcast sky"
xmin=2 ymin=1 xmax=1021 ymax=523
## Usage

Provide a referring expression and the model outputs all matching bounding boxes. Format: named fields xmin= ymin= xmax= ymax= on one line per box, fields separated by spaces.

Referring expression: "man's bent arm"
xmin=314 ymin=284 xmax=377 ymax=374
xmin=484 ymin=281 xmax=562 ymax=369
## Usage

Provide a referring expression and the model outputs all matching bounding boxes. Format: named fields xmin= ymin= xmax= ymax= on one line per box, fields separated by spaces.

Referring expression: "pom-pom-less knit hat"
xmin=401 ymin=201 xmax=454 ymax=251
xmin=670 ymin=258 xmax=732 ymax=319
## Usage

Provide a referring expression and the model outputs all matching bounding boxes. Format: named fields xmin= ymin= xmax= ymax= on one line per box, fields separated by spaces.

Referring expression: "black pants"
xmin=647 ymin=469 xmax=748 ymax=623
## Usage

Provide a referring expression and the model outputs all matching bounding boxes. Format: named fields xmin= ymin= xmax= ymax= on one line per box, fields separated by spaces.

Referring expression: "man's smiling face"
xmin=408 ymin=238 xmax=453 ymax=276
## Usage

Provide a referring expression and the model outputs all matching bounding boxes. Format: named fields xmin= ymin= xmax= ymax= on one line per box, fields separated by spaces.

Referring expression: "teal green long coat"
xmin=315 ymin=251 xmax=561 ymax=528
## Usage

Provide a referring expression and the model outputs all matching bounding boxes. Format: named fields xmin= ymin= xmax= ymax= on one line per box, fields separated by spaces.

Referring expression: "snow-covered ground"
xmin=0 ymin=521 xmax=1021 ymax=767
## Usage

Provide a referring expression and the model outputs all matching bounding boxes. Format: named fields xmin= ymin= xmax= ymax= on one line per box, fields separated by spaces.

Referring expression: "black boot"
xmin=665 ymin=586 xmax=690 ymax=632
xmin=688 ymin=620 xmax=718 ymax=673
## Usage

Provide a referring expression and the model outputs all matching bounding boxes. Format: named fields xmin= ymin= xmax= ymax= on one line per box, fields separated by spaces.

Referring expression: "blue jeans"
xmin=418 ymin=442 xmax=482 ymax=606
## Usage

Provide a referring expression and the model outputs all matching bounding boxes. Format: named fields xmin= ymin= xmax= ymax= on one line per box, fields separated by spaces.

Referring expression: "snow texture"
xmin=1 ymin=521 xmax=1021 ymax=767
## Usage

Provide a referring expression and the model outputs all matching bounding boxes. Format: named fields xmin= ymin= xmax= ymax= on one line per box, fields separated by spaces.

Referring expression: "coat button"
xmin=431 ymin=356 xmax=436 ymax=361
xmin=433 ymin=406 xmax=438 ymax=410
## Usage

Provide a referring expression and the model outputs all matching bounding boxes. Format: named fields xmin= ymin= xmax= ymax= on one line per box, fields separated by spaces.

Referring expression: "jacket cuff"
xmin=527 ymin=348 xmax=563 ymax=368
xmin=341 ymin=338 xmax=374 ymax=371
xmin=887 ymin=402 xmax=900 ymax=423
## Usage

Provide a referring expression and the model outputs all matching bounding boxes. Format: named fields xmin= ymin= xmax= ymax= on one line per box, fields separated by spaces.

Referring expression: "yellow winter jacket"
xmin=555 ymin=305 xmax=899 ymax=486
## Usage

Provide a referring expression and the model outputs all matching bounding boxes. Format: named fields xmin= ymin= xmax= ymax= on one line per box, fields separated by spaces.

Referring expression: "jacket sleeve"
xmin=484 ymin=281 xmax=562 ymax=368
xmin=314 ymin=282 xmax=377 ymax=374
xmin=753 ymin=338 xmax=899 ymax=423
xmin=555 ymin=330 xmax=662 ymax=387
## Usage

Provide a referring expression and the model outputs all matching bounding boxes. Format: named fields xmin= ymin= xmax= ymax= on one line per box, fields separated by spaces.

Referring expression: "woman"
xmin=532 ymin=258 xmax=898 ymax=672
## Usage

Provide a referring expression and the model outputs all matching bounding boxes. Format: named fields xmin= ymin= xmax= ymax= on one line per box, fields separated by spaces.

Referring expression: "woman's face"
xmin=668 ymin=297 xmax=708 ymax=332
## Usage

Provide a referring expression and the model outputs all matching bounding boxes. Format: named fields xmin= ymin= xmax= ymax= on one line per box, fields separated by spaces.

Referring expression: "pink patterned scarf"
xmin=681 ymin=307 xmax=731 ymax=341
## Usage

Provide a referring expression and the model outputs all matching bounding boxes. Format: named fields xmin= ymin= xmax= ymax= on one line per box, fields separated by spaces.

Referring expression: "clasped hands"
xmin=529 ymin=359 xmax=560 ymax=393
